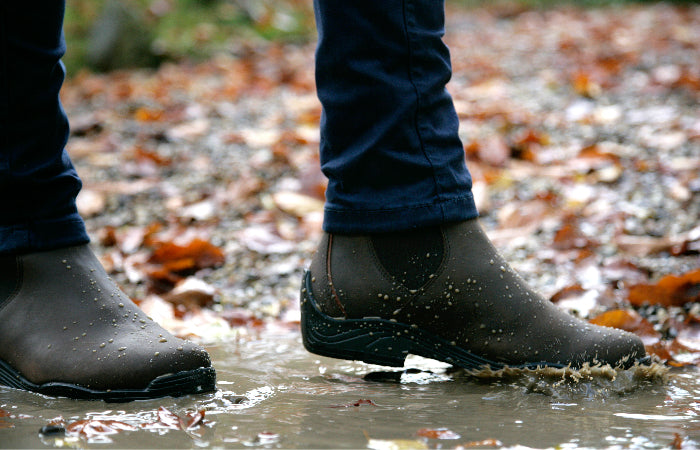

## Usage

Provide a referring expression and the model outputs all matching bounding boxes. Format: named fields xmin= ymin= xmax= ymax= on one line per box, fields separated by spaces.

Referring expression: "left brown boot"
xmin=0 ymin=244 xmax=216 ymax=401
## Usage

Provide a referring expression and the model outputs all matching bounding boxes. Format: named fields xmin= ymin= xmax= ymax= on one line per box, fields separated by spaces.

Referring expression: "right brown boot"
xmin=301 ymin=219 xmax=647 ymax=370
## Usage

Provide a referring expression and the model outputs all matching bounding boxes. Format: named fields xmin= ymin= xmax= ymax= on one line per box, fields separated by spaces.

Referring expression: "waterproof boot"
xmin=301 ymin=219 xmax=646 ymax=370
xmin=0 ymin=244 xmax=216 ymax=401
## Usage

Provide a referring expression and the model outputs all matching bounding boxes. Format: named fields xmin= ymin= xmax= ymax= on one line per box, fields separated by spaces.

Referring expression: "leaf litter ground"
xmin=6 ymin=2 xmax=699 ymax=448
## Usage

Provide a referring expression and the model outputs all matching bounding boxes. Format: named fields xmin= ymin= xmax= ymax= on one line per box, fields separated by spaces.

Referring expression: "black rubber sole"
xmin=301 ymin=271 xmax=648 ymax=371
xmin=0 ymin=359 xmax=216 ymax=402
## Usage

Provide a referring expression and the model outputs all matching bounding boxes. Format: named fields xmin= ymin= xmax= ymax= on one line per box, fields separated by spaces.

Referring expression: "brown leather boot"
xmin=301 ymin=219 xmax=646 ymax=370
xmin=0 ymin=244 xmax=215 ymax=401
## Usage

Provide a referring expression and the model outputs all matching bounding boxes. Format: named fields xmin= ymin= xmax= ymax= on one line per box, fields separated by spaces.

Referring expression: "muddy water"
xmin=1 ymin=326 xmax=698 ymax=449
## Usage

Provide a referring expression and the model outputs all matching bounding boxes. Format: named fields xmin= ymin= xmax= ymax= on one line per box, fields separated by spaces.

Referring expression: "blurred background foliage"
xmin=63 ymin=0 xmax=684 ymax=73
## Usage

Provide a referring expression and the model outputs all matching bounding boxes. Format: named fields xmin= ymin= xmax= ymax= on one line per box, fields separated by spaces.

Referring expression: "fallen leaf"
xmin=628 ymin=269 xmax=700 ymax=307
xmin=272 ymin=191 xmax=324 ymax=218
xmin=552 ymin=215 xmax=596 ymax=250
xmin=671 ymin=433 xmax=685 ymax=449
xmin=416 ymin=428 xmax=461 ymax=440
xmin=180 ymin=409 xmax=206 ymax=431
xmin=75 ymin=189 xmax=107 ymax=217
xmin=456 ymin=439 xmax=504 ymax=448
xmin=220 ymin=308 xmax=264 ymax=328
xmin=149 ymin=238 xmax=225 ymax=272
xmin=66 ymin=419 xmax=137 ymax=439
xmin=550 ymin=284 xmax=586 ymax=303
xmin=163 ymin=277 xmax=217 ymax=310
xmin=589 ymin=309 xmax=660 ymax=344
xmin=330 ymin=399 xmax=377 ymax=408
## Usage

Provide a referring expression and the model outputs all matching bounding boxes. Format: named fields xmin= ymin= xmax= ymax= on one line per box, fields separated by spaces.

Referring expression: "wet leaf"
xmin=330 ymin=399 xmax=377 ymax=408
xmin=220 ymin=308 xmax=264 ymax=328
xmin=0 ymin=408 xmax=13 ymax=429
xmin=180 ymin=409 xmax=206 ymax=431
xmin=589 ymin=310 xmax=660 ymax=342
xmin=66 ymin=419 xmax=137 ymax=438
xmin=456 ymin=439 xmax=504 ymax=448
xmin=416 ymin=428 xmax=461 ymax=440
xmin=155 ymin=406 xmax=183 ymax=430
xmin=628 ymin=269 xmax=700 ymax=307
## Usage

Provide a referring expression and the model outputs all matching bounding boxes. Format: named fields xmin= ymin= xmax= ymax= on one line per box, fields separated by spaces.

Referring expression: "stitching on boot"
xmin=0 ymin=256 xmax=22 ymax=310
xmin=326 ymin=234 xmax=346 ymax=318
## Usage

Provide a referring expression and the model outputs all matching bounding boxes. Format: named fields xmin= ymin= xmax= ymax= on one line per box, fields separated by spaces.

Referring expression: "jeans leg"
xmin=314 ymin=0 xmax=478 ymax=234
xmin=0 ymin=2 xmax=89 ymax=254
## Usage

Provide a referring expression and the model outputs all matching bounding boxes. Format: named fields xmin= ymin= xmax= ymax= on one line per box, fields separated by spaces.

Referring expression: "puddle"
xmin=1 ymin=326 xmax=698 ymax=448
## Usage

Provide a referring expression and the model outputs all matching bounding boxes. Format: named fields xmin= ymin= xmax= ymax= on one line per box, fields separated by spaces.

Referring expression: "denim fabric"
xmin=0 ymin=2 xmax=89 ymax=254
xmin=314 ymin=0 xmax=478 ymax=233
xmin=0 ymin=0 xmax=478 ymax=254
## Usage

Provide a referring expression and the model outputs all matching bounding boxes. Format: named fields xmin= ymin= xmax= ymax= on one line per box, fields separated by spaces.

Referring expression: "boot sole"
xmin=0 ymin=360 xmax=216 ymax=402
xmin=301 ymin=271 xmax=646 ymax=371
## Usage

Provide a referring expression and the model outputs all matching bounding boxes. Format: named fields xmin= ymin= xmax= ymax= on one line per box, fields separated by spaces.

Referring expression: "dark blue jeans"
xmin=0 ymin=0 xmax=477 ymax=254
xmin=0 ymin=3 xmax=89 ymax=254
xmin=315 ymin=0 xmax=477 ymax=233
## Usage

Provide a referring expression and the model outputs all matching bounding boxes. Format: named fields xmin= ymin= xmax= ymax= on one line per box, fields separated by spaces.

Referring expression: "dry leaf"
xmin=628 ymin=269 xmax=700 ymax=307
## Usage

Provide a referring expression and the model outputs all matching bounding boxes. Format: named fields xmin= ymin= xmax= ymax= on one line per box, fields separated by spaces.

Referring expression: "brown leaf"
xmin=134 ymin=107 xmax=164 ymax=122
xmin=163 ymin=277 xmax=217 ymax=310
xmin=628 ymin=269 xmax=700 ymax=307
xmin=550 ymin=284 xmax=586 ymax=303
xmin=589 ymin=309 xmax=660 ymax=338
xmin=416 ymin=428 xmax=461 ymax=440
xmin=456 ymin=439 xmax=504 ymax=448
xmin=180 ymin=409 xmax=206 ymax=431
xmin=510 ymin=128 xmax=549 ymax=162
xmin=149 ymin=238 xmax=225 ymax=271
xmin=330 ymin=399 xmax=377 ymax=408
xmin=66 ymin=419 xmax=137 ymax=438
xmin=572 ymin=71 xmax=601 ymax=98
xmin=671 ymin=433 xmax=685 ymax=450
xmin=552 ymin=215 xmax=595 ymax=250
xmin=220 ymin=308 xmax=264 ymax=328
xmin=156 ymin=406 xmax=182 ymax=430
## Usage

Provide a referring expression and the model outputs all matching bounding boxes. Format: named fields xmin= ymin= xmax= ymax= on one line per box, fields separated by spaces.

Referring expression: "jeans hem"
xmin=323 ymin=193 xmax=479 ymax=234
xmin=0 ymin=213 xmax=89 ymax=255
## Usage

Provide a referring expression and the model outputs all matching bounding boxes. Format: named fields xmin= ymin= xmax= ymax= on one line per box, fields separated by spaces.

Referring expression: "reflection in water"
xmin=0 ymin=328 xmax=698 ymax=448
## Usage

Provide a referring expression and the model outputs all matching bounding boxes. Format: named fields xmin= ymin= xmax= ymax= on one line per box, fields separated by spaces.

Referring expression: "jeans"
xmin=0 ymin=3 xmax=89 ymax=254
xmin=315 ymin=0 xmax=477 ymax=233
xmin=0 ymin=0 xmax=477 ymax=254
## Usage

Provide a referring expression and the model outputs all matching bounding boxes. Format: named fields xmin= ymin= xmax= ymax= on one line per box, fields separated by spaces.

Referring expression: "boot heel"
xmin=300 ymin=272 xmax=409 ymax=367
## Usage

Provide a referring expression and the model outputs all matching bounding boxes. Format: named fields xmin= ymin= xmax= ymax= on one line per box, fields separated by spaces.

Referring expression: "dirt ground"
xmin=61 ymin=2 xmax=699 ymax=365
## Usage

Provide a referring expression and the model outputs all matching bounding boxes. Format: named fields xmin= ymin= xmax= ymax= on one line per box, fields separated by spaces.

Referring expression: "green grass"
xmin=63 ymin=0 xmax=689 ymax=73
xmin=63 ymin=0 xmax=315 ymax=73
